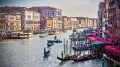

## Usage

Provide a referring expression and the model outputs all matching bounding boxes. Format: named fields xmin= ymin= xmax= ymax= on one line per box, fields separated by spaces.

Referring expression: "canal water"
xmin=0 ymin=29 xmax=102 ymax=67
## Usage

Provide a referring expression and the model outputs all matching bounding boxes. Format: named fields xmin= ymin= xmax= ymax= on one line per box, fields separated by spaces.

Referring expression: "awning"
xmin=2 ymin=29 xmax=12 ymax=33
xmin=90 ymin=42 xmax=103 ymax=46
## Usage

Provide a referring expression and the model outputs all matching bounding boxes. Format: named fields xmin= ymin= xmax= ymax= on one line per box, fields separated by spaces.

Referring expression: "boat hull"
xmin=70 ymin=54 xmax=97 ymax=62
xmin=57 ymin=56 xmax=70 ymax=61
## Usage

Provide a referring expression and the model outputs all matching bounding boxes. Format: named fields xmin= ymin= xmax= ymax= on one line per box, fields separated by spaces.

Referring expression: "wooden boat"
xmin=70 ymin=54 xmax=97 ymax=62
xmin=39 ymin=35 xmax=44 ymax=38
xmin=56 ymin=30 xmax=60 ymax=34
xmin=44 ymin=47 xmax=50 ymax=56
xmin=48 ymin=30 xmax=56 ymax=35
xmin=57 ymin=55 xmax=77 ymax=61
xmin=57 ymin=55 xmax=70 ymax=61
xmin=44 ymin=51 xmax=50 ymax=56
xmin=47 ymin=42 xmax=54 ymax=46
xmin=63 ymin=30 xmax=66 ymax=33
xmin=57 ymin=39 xmax=72 ymax=61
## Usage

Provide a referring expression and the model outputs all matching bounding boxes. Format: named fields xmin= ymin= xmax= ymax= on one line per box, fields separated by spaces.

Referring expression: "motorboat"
xmin=47 ymin=39 xmax=62 ymax=43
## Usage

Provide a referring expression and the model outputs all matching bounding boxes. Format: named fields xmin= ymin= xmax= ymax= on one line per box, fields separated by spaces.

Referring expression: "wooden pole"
xmin=63 ymin=39 xmax=65 ymax=56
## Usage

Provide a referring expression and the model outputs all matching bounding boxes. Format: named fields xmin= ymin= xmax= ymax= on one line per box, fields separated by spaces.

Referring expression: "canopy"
xmin=108 ymin=37 xmax=120 ymax=42
xmin=105 ymin=46 xmax=120 ymax=56
xmin=90 ymin=42 xmax=103 ymax=46
xmin=2 ymin=29 xmax=12 ymax=32
xmin=87 ymin=32 xmax=96 ymax=37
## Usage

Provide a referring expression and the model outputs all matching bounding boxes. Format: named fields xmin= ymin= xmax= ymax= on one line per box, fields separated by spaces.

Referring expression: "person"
xmin=61 ymin=51 xmax=64 ymax=57
xmin=44 ymin=47 xmax=46 ymax=53
xmin=54 ymin=36 xmax=57 ymax=40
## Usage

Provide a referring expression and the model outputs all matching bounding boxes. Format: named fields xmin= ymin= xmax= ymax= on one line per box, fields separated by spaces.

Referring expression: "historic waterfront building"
xmin=0 ymin=13 xmax=6 ymax=31
xmin=15 ymin=12 xmax=22 ymax=30
xmin=52 ymin=18 xmax=57 ymax=29
xmin=104 ymin=0 xmax=120 ymax=37
xmin=46 ymin=17 xmax=53 ymax=30
xmin=62 ymin=16 xmax=71 ymax=30
xmin=98 ymin=2 xmax=105 ymax=32
xmin=6 ymin=14 xmax=16 ymax=30
xmin=33 ymin=12 xmax=40 ymax=32
xmin=70 ymin=17 xmax=79 ymax=29
xmin=21 ymin=10 xmax=40 ymax=32
xmin=29 ymin=6 xmax=62 ymax=30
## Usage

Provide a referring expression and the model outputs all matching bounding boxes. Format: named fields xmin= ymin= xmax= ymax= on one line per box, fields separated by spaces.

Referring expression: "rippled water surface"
xmin=0 ymin=29 xmax=102 ymax=67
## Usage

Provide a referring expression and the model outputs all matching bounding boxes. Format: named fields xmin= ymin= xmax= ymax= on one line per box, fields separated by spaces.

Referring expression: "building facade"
xmin=46 ymin=17 xmax=53 ymax=30
xmin=21 ymin=10 xmax=40 ymax=32
xmin=29 ymin=6 xmax=62 ymax=30
xmin=70 ymin=17 xmax=79 ymax=29
xmin=6 ymin=14 xmax=16 ymax=30
xmin=15 ymin=12 xmax=21 ymax=30
xmin=98 ymin=2 xmax=105 ymax=31
xmin=0 ymin=13 xmax=6 ymax=31
xmin=104 ymin=0 xmax=120 ymax=37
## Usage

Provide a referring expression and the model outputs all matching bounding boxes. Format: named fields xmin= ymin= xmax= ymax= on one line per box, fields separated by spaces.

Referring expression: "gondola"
xmin=44 ymin=51 xmax=50 ymax=56
xmin=39 ymin=35 xmax=44 ymax=38
xmin=70 ymin=54 xmax=96 ymax=62
xmin=57 ymin=56 xmax=70 ymax=61
xmin=57 ymin=55 xmax=77 ymax=61
xmin=47 ymin=42 xmax=54 ymax=46
xmin=44 ymin=48 xmax=50 ymax=56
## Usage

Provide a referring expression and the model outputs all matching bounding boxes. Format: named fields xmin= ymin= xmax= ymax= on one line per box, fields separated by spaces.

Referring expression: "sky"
xmin=0 ymin=0 xmax=104 ymax=18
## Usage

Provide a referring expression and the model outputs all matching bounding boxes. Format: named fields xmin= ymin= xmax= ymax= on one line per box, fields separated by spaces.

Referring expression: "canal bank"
xmin=0 ymin=29 xmax=102 ymax=67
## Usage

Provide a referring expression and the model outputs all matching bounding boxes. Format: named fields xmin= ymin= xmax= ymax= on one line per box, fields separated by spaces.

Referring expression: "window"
xmin=28 ymin=15 xmax=31 ymax=19
xmin=58 ymin=11 xmax=61 ymax=15
xmin=118 ymin=5 xmax=120 ymax=9
xmin=58 ymin=16 xmax=61 ymax=20
xmin=10 ymin=17 xmax=14 ymax=19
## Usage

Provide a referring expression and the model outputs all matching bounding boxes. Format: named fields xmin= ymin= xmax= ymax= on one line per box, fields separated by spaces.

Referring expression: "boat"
xmin=72 ymin=45 xmax=89 ymax=51
xmin=63 ymin=30 xmax=66 ymax=33
xmin=47 ymin=42 xmax=54 ymax=46
xmin=47 ymin=40 xmax=56 ymax=43
xmin=55 ymin=40 xmax=62 ymax=43
xmin=57 ymin=55 xmax=77 ymax=61
xmin=57 ymin=39 xmax=73 ymax=61
xmin=39 ymin=35 xmax=44 ymax=38
xmin=57 ymin=55 xmax=70 ymax=61
xmin=44 ymin=47 xmax=50 ymax=56
xmin=48 ymin=30 xmax=56 ymax=35
xmin=39 ymin=34 xmax=47 ymax=38
xmin=47 ymin=39 xmax=62 ymax=43
xmin=56 ymin=30 xmax=60 ymax=34
xmin=19 ymin=33 xmax=33 ymax=39
xmin=70 ymin=54 xmax=97 ymax=62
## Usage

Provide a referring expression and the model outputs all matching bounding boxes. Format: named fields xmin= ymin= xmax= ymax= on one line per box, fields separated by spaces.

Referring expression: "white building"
xmin=70 ymin=17 xmax=79 ymax=29
xmin=21 ymin=10 xmax=40 ymax=32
